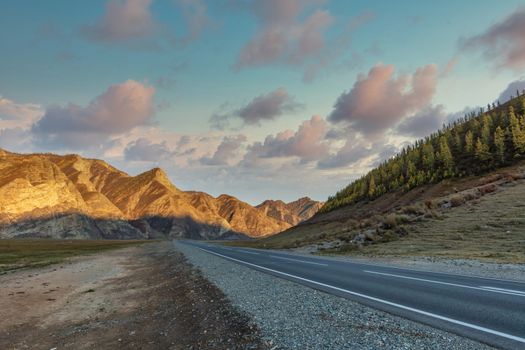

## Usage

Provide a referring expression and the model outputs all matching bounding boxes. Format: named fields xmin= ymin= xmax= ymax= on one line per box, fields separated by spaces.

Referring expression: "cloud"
xmin=243 ymin=115 xmax=329 ymax=165
xmin=317 ymin=136 xmax=372 ymax=169
xmin=200 ymin=134 xmax=247 ymax=166
xmin=328 ymin=64 xmax=438 ymax=135
xmin=81 ymin=0 xmax=159 ymax=47
xmin=441 ymin=56 xmax=459 ymax=77
xmin=124 ymin=137 xmax=172 ymax=161
xmin=210 ymin=88 xmax=302 ymax=129
xmin=232 ymin=1 xmax=373 ymax=81
xmin=237 ymin=88 xmax=301 ymax=124
xmin=302 ymin=11 xmax=374 ymax=82
xmin=0 ymin=96 xmax=43 ymax=153
xmin=497 ymin=78 xmax=525 ymax=102
xmin=80 ymin=0 xmax=211 ymax=50
xmin=0 ymin=96 xmax=43 ymax=127
xmin=396 ymin=104 xmax=446 ymax=138
xmin=32 ymin=80 xmax=155 ymax=149
xmin=234 ymin=0 xmax=332 ymax=67
xmin=234 ymin=0 xmax=369 ymax=82
xmin=0 ymin=127 xmax=33 ymax=152
xmin=459 ymin=6 xmax=525 ymax=71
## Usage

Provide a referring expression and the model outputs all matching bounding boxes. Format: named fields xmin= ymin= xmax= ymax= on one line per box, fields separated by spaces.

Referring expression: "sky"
xmin=1 ymin=0 xmax=525 ymax=204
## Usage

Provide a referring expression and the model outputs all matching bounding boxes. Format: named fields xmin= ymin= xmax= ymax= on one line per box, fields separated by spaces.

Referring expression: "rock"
xmin=441 ymin=201 xmax=452 ymax=209
xmin=0 ymin=149 xmax=292 ymax=240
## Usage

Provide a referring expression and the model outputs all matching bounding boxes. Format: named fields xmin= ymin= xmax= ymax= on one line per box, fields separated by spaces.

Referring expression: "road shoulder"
xmin=176 ymin=241 xmax=494 ymax=350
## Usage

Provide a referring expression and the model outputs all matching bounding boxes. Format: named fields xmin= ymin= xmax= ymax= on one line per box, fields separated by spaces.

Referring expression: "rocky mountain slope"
xmin=256 ymin=198 xmax=324 ymax=226
xmin=0 ymin=149 xmax=318 ymax=240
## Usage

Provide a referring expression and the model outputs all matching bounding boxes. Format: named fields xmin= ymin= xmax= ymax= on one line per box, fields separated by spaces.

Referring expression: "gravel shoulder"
xmin=175 ymin=241 xmax=494 ymax=350
xmin=1 ymin=241 xmax=268 ymax=350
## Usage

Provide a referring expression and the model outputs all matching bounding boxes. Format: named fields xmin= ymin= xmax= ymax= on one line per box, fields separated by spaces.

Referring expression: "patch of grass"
xmin=0 ymin=239 xmax=152 ymax=273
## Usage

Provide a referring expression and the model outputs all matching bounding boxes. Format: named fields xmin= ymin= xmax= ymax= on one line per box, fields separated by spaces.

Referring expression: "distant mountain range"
xmin=0 ymin=149 xmax=321 ymax=240
xmin=256 ymin=198 xmax=324 ymax=226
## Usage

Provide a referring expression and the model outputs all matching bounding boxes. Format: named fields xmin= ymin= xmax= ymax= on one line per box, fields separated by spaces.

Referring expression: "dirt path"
xmin=0 ymin=242 xmax=268 ymax=350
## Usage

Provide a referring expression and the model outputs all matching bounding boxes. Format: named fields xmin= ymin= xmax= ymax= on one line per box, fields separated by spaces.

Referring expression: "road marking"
xmin=480 ymin=286 xmax=525 ymax=296
xmin=269 ymin=255 xmax=328 ymax=266
xmin=364 ymin=270 xmax=525 ymax=297
xmin=237 ymin=250 xmax=260 ymax=255
xmin=198 ymin=247 xmax=525 ymax=345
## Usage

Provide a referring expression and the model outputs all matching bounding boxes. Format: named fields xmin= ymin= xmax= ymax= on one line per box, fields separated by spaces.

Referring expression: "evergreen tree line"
xmin=321 ymin=93 xmax=525 ymax=213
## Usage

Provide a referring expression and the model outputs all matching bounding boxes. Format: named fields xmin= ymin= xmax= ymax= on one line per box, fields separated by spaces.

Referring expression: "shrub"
xmin=478 ymin=183 xmax=497 ymax=195
xmin=450 ymin=195 xmax=465 ymax=207
xmin=424 ymin=199 xmax=435 ymax=209
xmin=383 ymin=214 xmax=398 ymax=229
xmin=402 ymin=204 xmax=425 ymax=215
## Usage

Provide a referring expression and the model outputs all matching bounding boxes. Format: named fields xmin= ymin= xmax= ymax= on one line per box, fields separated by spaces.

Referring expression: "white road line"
xmin=313 ymin=254 xmax=525 ymax=285
xmin=480 ymin=286 xmax=525 ymax=296
xmin=364 ymin=270 xmax=525 ymax=298
xmin=198 ymin=247 xmax=525 ymax=345
xmin=269 ymin=255 xmax=328 ymax=266
xmin=237 ymin=250 xmax=260 ymax=255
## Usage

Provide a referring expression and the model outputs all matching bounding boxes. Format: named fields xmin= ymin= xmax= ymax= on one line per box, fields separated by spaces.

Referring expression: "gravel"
xmin=174 ymin=241 xmax=494 ymax=350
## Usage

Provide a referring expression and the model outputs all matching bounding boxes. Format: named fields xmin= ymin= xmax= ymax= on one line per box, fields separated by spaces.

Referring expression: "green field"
xmin=0 ymin=239 xmax=152 ymax=273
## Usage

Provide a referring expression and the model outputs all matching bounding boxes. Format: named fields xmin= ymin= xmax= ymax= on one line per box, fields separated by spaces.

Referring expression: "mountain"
xmin=256 ymin=197 xmax=323 ymax=226
xmin=248 ymin=95 xmax=525 ymax=263
xmin=0 ymin=149 xmax=292 ymax=240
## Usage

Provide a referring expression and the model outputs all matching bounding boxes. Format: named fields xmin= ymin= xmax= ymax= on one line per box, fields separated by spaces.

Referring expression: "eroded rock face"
xmin=0 ymin=149 xmax=294 ymax=240
xmin=256 ymin=197 xmax=324 ymax=226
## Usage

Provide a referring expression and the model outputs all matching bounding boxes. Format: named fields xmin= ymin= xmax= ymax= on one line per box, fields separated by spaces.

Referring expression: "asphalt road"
xmin=181 ymin=240 xmax=525 ymax=350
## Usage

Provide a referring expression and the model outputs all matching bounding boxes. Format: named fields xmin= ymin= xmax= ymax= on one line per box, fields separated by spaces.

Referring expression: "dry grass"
xmin=229 ymin=163 xmax=525 ymax=264
xmin=0 ymin=239 xmax=152 ymax=273
xmin=358 ymin=181 xmax=525 ymax=263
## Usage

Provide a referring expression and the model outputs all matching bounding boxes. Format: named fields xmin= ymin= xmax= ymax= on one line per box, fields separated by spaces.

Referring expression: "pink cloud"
xmin=328 ymin=64 xmax=438 ymax=134
xmin=460 ymin=6 xmax=525 ymax=71
xmin=81 ymin=0 xmax=158 ymax=44
xmin=200 ymin=135 xmax=247 ymax=166
xmin=243 ymin=115 xmax=329 ymax=164
xmin=210 ymin=88 xmax=302 ymax=129
xmin=235 ymin=0 xmax=333 ymax=69
xmin=33 ymin=80 xmax=155 ymax=149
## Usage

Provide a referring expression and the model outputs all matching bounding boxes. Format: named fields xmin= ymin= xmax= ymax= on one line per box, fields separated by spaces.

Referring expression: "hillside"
xmin=0 ymin=150 xmax=317 ymax=240
xmin=238 ymin=96 xmax=525 ymax=263
xmin=256 ymin=197 xmax=324 ymax=226
xmin=322 ymin=95 xmax=525 ymax=213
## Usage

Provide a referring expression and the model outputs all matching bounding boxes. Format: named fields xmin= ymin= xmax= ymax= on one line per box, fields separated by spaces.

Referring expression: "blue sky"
xmin=1 ymin=0 xmax=525 ymax=204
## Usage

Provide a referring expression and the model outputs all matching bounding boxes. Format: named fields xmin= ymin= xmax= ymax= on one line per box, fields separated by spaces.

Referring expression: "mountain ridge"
xmin=0 ymin=149 xmax=321 ymax=240
xmin=256 ymin=197 xmax=324 ymax=226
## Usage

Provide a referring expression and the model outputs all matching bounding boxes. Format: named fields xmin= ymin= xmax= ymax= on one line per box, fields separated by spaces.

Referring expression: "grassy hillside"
xmin=233 ymin=163 xmax=525 ymax=263
xmin=322 ymin=94 xmax=525 ymax=213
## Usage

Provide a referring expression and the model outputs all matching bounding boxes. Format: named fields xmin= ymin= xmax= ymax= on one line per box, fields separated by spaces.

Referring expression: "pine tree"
xmin=438 ymin=137 xmax=454 ymax=176
xmin=494 ymin=126 xmax=505 ymax=163
xmin=481 ymin=114 xmax=492 ymax=145
xmin=421 ymin=143 xmax=435 ymax=169
xmin=510 ymin=113 xmax=525 ymax=155
xmin=368 ymin=176 xmax=376 ymax=198
xmin=475 ymin=138 xmax=491 ymax=161
xmin=465 ymin=130 xmax=474 ymax=153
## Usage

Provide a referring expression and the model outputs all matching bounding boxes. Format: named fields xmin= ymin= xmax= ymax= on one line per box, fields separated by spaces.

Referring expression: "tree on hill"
xmin=321 ymin=96 xmax=525 ymax=214
xmin=494 ymin=126 xmax=505 ymax=163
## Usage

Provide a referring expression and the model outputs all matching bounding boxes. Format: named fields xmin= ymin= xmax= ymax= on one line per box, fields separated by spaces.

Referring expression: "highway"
xmin=181 ymin=240 xmax=525 ymax=350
